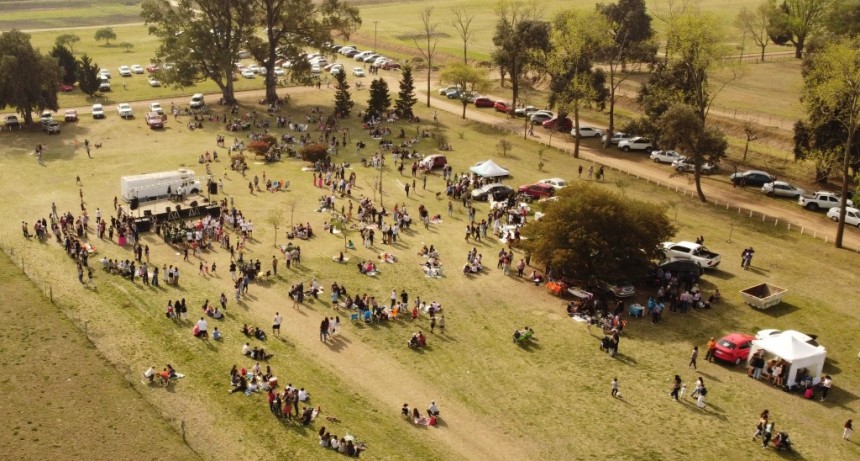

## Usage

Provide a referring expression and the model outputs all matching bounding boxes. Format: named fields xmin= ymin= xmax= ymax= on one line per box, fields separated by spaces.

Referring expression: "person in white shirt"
xmin=272 ymin=312 xmax=282 ymax=337
xmin=427 ymin=401 xmax=440 ymax=417
xmin=144 ymin=366 xmax=156 ymax=383
xmin=196 ymin=317 xmax=208 ymax=339
xmin=242 ymin=343 xmax=252 ymax=356
xmin=298 ymin=388 xmax=309 ymax=401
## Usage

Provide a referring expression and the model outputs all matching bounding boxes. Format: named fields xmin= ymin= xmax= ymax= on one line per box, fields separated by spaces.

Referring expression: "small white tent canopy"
xmin=751 ymin=334 xmax=826 ymax=387
xmin=470 ymin=160 xmax=509 ymax=177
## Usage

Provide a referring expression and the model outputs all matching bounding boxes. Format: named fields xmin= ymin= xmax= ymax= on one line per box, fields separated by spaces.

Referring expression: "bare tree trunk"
xmin=835 ymin=127 xmax=855 ymax=248
xmin=572 ymin=105 xmax=581 ymax=158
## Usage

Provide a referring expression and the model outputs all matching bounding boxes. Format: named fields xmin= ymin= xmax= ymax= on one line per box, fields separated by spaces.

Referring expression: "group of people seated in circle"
xmin=318 ymin=426 xmax=366 ymax=457
xmin=242 ymin=342 xmax=273 ymax=361
xmin=418 ymin=245 xmax=443 ymax=277
xmin=357 ymin=260 xmax=379 ymax=275
xmin=229 ymin=363 xmax=278 ymax=396
xmin=462 ymin=247 xmax=484 ymax=274
xmin=401 ymin=401 xmax=440 ymax=426
xmin=143 ymin=364 xmax=178 ymax=386
xmin=241 ymin=324 xmax=268 ymax=341
xmin=408 ymin=331 xmax=428 ymax=348
xmin=287 ymin=223 xmax=314 ymax=240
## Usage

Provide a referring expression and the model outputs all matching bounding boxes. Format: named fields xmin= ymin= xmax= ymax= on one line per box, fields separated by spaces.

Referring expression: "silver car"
xmin=762 ymin=181 xmax=805 ymax=199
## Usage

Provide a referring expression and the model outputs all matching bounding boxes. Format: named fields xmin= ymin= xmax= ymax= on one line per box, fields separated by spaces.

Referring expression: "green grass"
xmin=2 ymin=84 xmax=860 ymax=459
xmin=0 ymin=1 xmax=142 ymax=30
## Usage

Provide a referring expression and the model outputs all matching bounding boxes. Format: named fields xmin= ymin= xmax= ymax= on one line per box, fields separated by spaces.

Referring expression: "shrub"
xmin=300 ymin=143 xmax=328 ymax=162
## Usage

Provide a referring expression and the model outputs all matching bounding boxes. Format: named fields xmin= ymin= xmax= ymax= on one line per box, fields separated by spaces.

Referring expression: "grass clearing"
xmin=1 ymin=82 xmax=860 ymax=459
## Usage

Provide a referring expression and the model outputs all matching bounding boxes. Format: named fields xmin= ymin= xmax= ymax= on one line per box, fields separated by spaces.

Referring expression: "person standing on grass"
xmin=320 ymin=317 xmax=330 ymax=343
xmin=696 ymin=385 xmax=707 ymax=410
xmin=670 ymin=375 xmax=682 ymax=400
xmin=611 ymin=377 xmax=619 ymax=398
xmin=704 ymin=337 xmax=717 ymax=362
xmin=197 ymin=317 xmax=208 ymax=339
xmin=762 ymin=420 xmax=775 ymax=449
xmin=844 ymin=419 xmax=853 ymax=440
xmin=430 ymin=315 xmax=436 ymax=333
xmin=752 ymin=410 xmax=769 ymax=440
xmin=438 ymin=315 xmax=446 ymax=333
xmin=272 ymin=255 xmax=278 ymax=276
xmin=689 ymin=346 xmax=699 ymax=370
xmin=820 ymin=375 xmax=832 ymax=401
xmin=273 ymin=312 xmax=282 ymax=337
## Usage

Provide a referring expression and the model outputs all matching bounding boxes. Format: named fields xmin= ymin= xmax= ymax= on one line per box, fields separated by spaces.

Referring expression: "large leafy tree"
xmin=0 ymin=30 xmax=61 ymax=124
xmin=366 ymin=78 xmax=391 ymax=118
xmin=248 ymin=0 xmax=360 ymax=103
xmin=332 ymin=69 xmax=353 ymax=117
xmin=50 ymin=44 xmax=77 ymax=85
xmin=94 ymin=27 xmax=117 ymax=45
xmin=826 ymin=0 xmax=860 ymax=37
xmin=519 ymin=183 xmax=676 ymax=284
xmin=800 ymin=38 xmax=860 ymax=248
xmin=492 ymin=0 xmax=547 ymax=111
xmin=142 ymin=0 xmax=255 ymax=104
xmin=77 ymin=54 xmax=101 ymax=96
xmin=54 ymin=33 xmax=80 ymax=54
xmin=547 ymin=9 xmax=610 ymax=158
xmin=597 ymin=0 xmax=657 ymax=147
xmin=767 ymin=0 xmax=833 ymax=58
xmin=395 ymin=65 xmax=417 ymax=118
xmin=440 ymin=63 xmax=490 ymax=118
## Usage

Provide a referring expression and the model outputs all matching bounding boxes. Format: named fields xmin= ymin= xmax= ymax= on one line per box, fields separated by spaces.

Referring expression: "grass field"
xmin=0 ymin=0 xmax=142 ymax=30
xmin=1 ymin=80 xmax=860 ymax=459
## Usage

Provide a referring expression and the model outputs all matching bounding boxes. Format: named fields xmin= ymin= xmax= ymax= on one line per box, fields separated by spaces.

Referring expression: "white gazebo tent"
xmin=751 ymin=334 xmax=826 ymax=387
xmin=469 ymin=160 xmax=509 ymax=178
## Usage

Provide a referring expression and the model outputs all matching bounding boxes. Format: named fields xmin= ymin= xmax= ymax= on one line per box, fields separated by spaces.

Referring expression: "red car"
xmin=146 ymin=64 xmax=160 ymax=73
xmin=145 ymin=112 xmax=165 ymax=129
xmin=474 ymin=97 xmax=494 ymax=108
xmin=381 ymin=61 xmax=401 ymax=70
xmin=518 ymin=183 xmax=555 ymax=200
xmin=713 ymin=333 xmax=755 ymax=365
xmin=58 ymin=83 xmax=74 ymax=92
xmin=494 ymin=101 xmax=512 ymax=113
xmin=542 ymin=116 xmax=573 ymax=131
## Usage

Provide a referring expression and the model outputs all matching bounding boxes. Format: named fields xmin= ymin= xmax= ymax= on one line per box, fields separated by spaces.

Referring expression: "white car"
xmin=439 ymin=85 xmax=460 ymax=95
xmin=131 ymin=64 xmax=144 ymax=74
xmin=538 ymin=178 xmax=568 ymax=190
xmin=762 ymin=181 xmax=805 ymax=199
xmin=117 ymin=103 xmax=134 ymax=119
xmin=352 ymin=67 xmax=365 ymax=77
xmin=827 ymin=206 xmax=860 ymax=227
xmin=650 ymin=150 xmax=685 ymax=164
xmin=247 ymin=64 xmax=260 ymax=74
xmin=602 ymin=132 xmax=631 ymax=145
xmin=99 ymin=69 xmax=111 ymax=79
xmin=618 ymin=137 xmax=654 ymax=152
xmin=118 ymin=65 xmax=132 ymax=77
xmin=241 ymin=69 xmax=255 ymax=78
xmin=673 ymin=158 xmax=717 ymax=174
xmin=330 ymin=64 xmax=344 ymax=75
xmin=149 ymin=102 xmax=164 ymax=115
xmin=148 ymin=77 xmax=161 ymax=87
xmin=274 ymin=67 xmax=285 ymax=76
xmin=572 ymin=126 xmax=604 ymax=138
xmin=92 ymin=104 xmax=105 ymax=119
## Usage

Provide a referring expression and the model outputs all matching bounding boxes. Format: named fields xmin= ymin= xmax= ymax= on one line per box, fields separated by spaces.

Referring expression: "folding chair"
xmin=350 ymin=312 xmax=360 ymax=323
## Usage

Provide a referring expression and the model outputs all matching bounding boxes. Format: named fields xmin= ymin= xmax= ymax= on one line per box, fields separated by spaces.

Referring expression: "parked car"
xmin=529 ymin=111 xmax=554 ymax=125
xmin=799 ymin=191 xmax=852 ymax=211
xmin=713 ymin=333 xmax=756 ymax=365
xmin=91 ymin=104 xmax=105 ymax=119
xmin=762 ymin=181 xmax=805 ymax=199
xmin=145 ymin=112 xmax=164 ymax=129
xmin=58 ymin=83 xmax=74 ymax=92
xmin=661 ymin=241 xmax=721 ymax=269
xmin=650 ymin=150 xmax=684 ymax=164
xmin=118 ymin=65 xmax=132 ymax=77
xmin=729 ymin=170 xmax=774 ymax=187
xmin=827 ymin=206 xmax=860 ymax=227
xmin=471 ymin=184 xmax=515 ymax=201
xmin=5 ymin=114 xmax=20 ymax=129
xmin=597 ymin=279 xmax=636 ymax=298
xmin=538 ymin=178 xmax=568 ymax=190
xmin=131 ymin=64 xmax=144 ymax=74
xmin=572 ymin=126 xmax=604 ymax=138
xmin=42 ymin=120 xmax=60 ymax=134
xmin=514 ymin=106 xmax=538 ymax=118
xmin=470 ymin=97 xmax=492 ymax=108
xmin=98 ymin=80 xmax=111 ymax=92
xmin=542 ymin=116 xmax=573 ymax=131
xmin=649 ymin=257 xmax=704 ymax=281
xmin=352 ymin=67 xmax=365 ymax=77
xmin=618 ymin=137 xmax=654 ymax=152
xmin=98 ymin=69 xmax=110 ymax=79
xmin=64 ymin=110 xmax=78 ymax=122
xmin=419 ymin=154 xmax=447 ymax=170
xmin=381 ymin=61 xmax=401 ymax=70
xmin=146 ymin=64 xmax=160 ymax=73
xmin=273 ymin=67 xmax=285 ymax=76
xmin=602 ymin=132 xmax=631 ymax=145
xmin=673 ymin=158 xmax=717 ymax=174
xmin=518 ymin=183 xmax=555 ymax=200
xmin=149 ymin=102 xmax=164 ymax=115
xmin=241 ymin=68 xmax=255 ymax=78
xmin=117 ymin=103 xmax=134 ymax=119
xmin=40 ymin=110 xmax=54 ymax=123
xmin=247 ymin=64 xmax=260 ymax=74
xmin=493 ymin=101 xmax=511 ymax=113
xmin=148 ymin=77 xmax=161 ymax=87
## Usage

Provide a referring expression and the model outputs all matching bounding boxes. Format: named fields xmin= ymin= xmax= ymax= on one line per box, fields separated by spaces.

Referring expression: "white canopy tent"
xmin=470 ymin=160 xmax=509 ymax=177
xmin=751 ymin=334 xmax=826 ymax=387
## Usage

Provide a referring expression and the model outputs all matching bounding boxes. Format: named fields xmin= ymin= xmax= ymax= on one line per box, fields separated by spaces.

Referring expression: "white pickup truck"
xmin=661 ymin=241 xmax=721 ymax=269
xmin=798 ymin=191 xmax=853 ymax=211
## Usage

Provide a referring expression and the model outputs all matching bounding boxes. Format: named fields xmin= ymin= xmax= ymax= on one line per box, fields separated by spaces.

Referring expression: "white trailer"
xmin=120 ymin=169 xmax=202 ymax=202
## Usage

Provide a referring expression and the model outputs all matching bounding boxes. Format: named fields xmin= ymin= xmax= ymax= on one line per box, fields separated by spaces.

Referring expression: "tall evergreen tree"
xmin=366 ymin=78 xmax=391 ymax=117
xmin=50 ymin=44 xmax=77 ymax=85
xmin=332 ymin=70 xmax=353 ymax=118
xmin=76 ymin=54 xmax=100 ymax=96
xmin=395 ymin=65 xmax=417 ymax=118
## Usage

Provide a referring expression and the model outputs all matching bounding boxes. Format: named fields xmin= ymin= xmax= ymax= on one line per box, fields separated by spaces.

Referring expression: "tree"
xmin=826 ymin=0 xmax=860 ymax=37
xmin=451 ymin=6 xmax=475 ymax=64
xmin=332 ymin=70 xmax=353 ymax=117
xmin=118 ymin=42 xmax=134 ymax=53
xmin=736 ymin=4 xmax=772 ymax=62
xmin=76 ymin=54 xmax=101 ymax=97
xmin=741 ymin=120 xmax=760 ymax=161
xmin=54 ymin=33 xmax=80 ymax=54
xmin=440 ymin=63 xmax=491 ymax=118
xmin=767 ymin=0 xmax=833 ymax=58
xmin=50 ymin=44 xmax=77 ymax=85
xmin=519 ymin=183 xmax=676 ymax=284
xmin=656 ymin=103 xmax=729 ymax=200
xmin=547 ymin=9 xmax=610 ymax=158
xmin=597 ymin=0 xmax=657 ymax=147
xmin=395 ymin=65 xmax=417 ymax=118
xmin=265 ymin=208 xmax=285 ymax=247
xmin=412 ymin=7 xmax=439 ymax=108
xmin=800 ymin=38 xmax=860 ymax=248
xmin=94 ymin=27 xmax=117 ymax=45
xmin=366 ymin=78 xmax=391 ymax=117
xmin=0 ymin=30 xmax=61 ymax=124
xmin=491 ymin=0 xmax=547 ymax=110
xmin=329 ymin=212 xmax=353 ymax=249
xmin=496 ymin=138 xmax=513 ymax=157
xmin=248 ymin=0 xmax=360 ymax=104
xmin=142 ymin=0 xmax=255 ymax=105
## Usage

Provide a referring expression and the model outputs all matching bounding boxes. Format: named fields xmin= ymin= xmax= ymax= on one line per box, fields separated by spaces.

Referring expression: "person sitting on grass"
xmin=144 ymin=365 xmax=157 ymax=383
xmin=159 ymin=368 xmax=171 ymax=386
xmin=212 ymin=327 xmax=222 ymax=340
